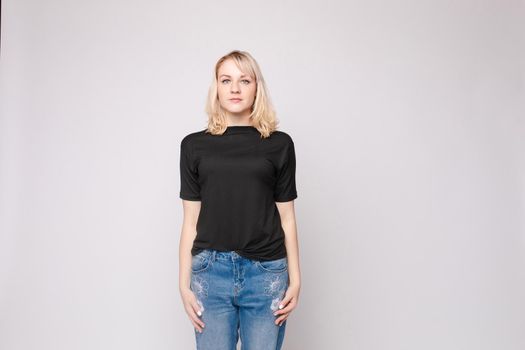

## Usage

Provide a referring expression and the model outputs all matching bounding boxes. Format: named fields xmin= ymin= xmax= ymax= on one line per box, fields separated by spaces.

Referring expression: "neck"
xmin=225 ymin=115 xmax=253 ymax=127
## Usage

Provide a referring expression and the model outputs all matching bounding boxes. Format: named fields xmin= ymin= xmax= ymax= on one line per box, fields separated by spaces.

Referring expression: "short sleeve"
xmin=274 ymin=138 xmax=298 ymax=202
xmin=179 ymin=138 xmax=201 ymax=201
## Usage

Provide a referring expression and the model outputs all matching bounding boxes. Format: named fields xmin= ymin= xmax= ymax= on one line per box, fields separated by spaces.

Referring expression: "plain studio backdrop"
xmin=1 ymin=0 xmax=524 ymax=349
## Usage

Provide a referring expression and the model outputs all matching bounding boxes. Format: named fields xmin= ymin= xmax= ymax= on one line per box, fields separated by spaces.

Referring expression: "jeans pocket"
xmin=255 ymin=257 xmax=288 ymax=273
xmin=191 ymin=249 xmax=212 ymax=273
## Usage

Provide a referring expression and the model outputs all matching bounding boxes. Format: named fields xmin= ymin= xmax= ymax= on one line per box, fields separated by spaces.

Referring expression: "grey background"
xmin=1 ymin=0 xmax=524 ymax=349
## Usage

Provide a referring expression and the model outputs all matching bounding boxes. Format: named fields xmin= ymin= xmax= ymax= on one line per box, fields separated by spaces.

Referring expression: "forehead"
xmin=218 ymin=59 xmax=253 ymax=78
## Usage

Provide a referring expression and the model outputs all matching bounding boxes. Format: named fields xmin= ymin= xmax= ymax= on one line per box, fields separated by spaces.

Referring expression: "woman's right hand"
xmin=180 ymin=287 xmax=205 ymax=333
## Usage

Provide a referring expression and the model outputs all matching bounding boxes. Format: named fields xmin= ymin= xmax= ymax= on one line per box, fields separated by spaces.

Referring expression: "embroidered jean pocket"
xmin=255 ymin=257 xmax=288 ymax=273
xmin=191 ymin=250 xmax=212 ymax=273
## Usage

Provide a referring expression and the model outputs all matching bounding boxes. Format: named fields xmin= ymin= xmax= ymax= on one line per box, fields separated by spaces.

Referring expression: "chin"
xmin=224 ymin=106 xmax=249 ymax=114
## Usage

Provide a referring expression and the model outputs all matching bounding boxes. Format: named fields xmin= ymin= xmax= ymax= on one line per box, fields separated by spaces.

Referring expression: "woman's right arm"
xmin=179 ymin=199 xmax=205 ymax=332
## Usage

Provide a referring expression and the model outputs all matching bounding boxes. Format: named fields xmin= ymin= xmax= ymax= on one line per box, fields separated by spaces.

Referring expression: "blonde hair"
xmin=204 ymin=50 xmax=279 ymax=138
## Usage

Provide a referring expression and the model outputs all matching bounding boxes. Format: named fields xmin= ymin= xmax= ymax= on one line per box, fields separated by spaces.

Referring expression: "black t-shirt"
xmin=179 ymin=125 xmax=298 ymax=261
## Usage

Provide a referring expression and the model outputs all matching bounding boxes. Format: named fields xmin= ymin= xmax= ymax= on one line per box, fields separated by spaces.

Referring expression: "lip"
xmin=229 ymin=98 xmax=242 ymax=102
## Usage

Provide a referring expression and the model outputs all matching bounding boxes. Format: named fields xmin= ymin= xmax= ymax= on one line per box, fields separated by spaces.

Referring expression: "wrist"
xmin=288 ymin=280 xmax=301 ymax=288
xmin=179 ymin=285 xmax=191 ymax=294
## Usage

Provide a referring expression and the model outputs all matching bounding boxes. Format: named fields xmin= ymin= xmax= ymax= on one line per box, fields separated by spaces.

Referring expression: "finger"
xmin=192 ymin=319 xmax=204 ymax=333
xmin=193 ymin=300 xmax=204 ymax=317
xmin=275 ymin=313 xmax=289 ymax=326
xmin=189 ymin=310 xmax=205 ymax=330
xmin=278 ymin=294 xmax=292 ymax=310
xmin=274 ymin=298 xmax=295 ymax=316
xmin=186 ymin=304 xmax=205 ymax=328
xmin=193 ymin=312 xmax=206 ymax=328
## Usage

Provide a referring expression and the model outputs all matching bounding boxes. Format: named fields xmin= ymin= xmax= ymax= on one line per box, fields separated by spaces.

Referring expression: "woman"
xmin=178 ymin=50 xmax=301 ymax=350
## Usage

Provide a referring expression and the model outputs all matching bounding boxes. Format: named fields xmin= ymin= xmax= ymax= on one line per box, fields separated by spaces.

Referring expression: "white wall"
xmin=1 ymin=0 xmax=524 ymax=349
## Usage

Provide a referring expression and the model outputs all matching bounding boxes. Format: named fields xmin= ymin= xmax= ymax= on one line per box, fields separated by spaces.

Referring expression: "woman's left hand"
xmin=274 ymin=282 xmax=301 ymax=326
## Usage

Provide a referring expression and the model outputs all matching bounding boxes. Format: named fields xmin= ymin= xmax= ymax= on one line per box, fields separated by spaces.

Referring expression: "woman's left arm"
xmin=274 ymin=200 xmax=301 ymax=326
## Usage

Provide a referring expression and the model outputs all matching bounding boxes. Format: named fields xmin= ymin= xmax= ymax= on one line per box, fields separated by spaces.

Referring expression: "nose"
xmin=230 ymin=81 xmax=240 ymax=93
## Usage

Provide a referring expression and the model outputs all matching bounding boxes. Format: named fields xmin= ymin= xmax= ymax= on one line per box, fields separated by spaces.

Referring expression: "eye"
xmin=221 ymin=79 xmax=230 ymax=84
xmin=241 ymin=79 xmax=251 ymax=84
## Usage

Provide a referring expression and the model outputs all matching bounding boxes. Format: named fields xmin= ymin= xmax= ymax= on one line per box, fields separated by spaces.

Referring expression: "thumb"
xmin=278 ymin=290 xmax=292 ymax=309
xmin=193 ymin=299 xmax=204 ymax=316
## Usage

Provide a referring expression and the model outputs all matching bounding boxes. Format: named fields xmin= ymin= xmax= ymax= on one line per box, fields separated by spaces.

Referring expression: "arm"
xmin=178 ymin=199 xmax=206 ymax=333
xmin=274 ymin=199 xmax=301 ymax=326
xmin=276 ymin=200 xmax=301 ymax=289
xmin=179 ymin=199 xmax=201 ymax=293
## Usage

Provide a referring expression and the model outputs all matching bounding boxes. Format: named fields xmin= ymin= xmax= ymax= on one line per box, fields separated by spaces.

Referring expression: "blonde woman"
xmin=178 ymin=50 xmax=301 ymax=350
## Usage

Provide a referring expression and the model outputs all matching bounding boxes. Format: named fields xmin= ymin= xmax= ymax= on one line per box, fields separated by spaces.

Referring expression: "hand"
xmin=273 ymin=283 xmax=300 ymax=326
xmin=180 ymin=287 xmax=205 ymax=333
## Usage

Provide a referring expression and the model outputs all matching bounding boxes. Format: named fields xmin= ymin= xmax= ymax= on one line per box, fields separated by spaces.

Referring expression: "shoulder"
xmin=181 ymin=129 xmax=208 ymax=147
xmin=269 ymin=130 xmax=294 ymax=144
xmin=268 ymin=130 xmax=295 ymax=153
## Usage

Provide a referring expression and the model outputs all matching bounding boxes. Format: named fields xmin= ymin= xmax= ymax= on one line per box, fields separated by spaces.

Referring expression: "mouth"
xmin=229 ymin=98 xmax=242 ymax=102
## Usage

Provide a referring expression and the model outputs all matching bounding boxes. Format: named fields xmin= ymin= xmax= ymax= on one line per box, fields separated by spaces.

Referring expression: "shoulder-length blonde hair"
xmin=204 ymin=50 xmax=279 ymax=138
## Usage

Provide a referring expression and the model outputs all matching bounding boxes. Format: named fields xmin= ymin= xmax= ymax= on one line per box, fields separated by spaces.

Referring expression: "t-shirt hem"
xmin=191 ymin=246 xmax=287 ymax=261
xmin=274 ymin=193 xmax=298 ymax=202
xmin=235 ymin=250 xmax=288 ymax=261
xmin=180 ymin=192 xmax=201 ymax=201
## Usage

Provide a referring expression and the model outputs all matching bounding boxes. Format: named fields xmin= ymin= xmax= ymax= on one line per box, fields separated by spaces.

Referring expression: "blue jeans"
xmin=190 ymin=249 xmax=289 ymax=350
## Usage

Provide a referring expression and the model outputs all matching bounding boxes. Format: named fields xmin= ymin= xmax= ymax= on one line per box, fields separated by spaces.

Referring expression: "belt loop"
xmin=212 ymin=250 xmax=216 ymax=262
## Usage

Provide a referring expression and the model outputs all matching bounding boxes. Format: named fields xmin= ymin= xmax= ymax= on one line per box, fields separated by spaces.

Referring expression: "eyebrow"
xmin=219 ymin=74 xmax=251 ymax=78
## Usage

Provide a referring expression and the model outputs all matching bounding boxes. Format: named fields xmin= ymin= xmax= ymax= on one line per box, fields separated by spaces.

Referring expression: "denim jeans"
xmin=190 ymin=249 xmax=289 ymax=350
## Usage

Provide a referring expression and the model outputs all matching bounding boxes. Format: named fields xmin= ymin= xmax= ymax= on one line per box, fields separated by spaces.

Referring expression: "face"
xmin=216 ymin=59 xmax=257 ymax=120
